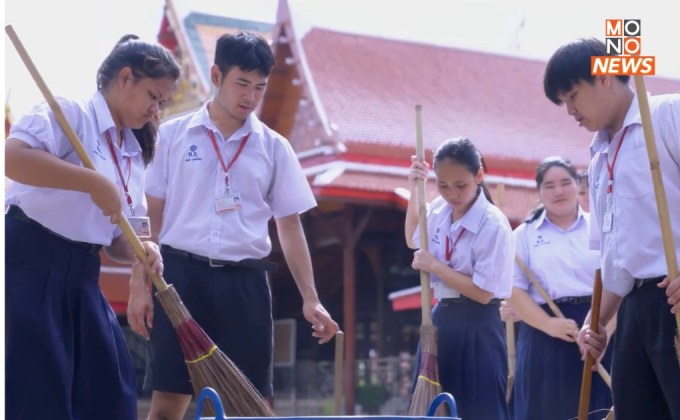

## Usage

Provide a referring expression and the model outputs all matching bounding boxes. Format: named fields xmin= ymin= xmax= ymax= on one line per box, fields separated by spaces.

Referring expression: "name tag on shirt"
xmin=128 ymin=216 xmax=151 ymax=238
xmin=602 ymin=211 xmax=613 ymax=233
xmin=215 ymin=193 xmax=242 ymax=212
xmin=603 ymin=193 xmax=614 ymax=233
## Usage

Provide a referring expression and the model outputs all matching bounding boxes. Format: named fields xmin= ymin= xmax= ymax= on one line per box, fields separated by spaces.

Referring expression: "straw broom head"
xmin=157 ymin=286 xmax=275 ymax=417
xmin=408 ymin=324 xmax=447 ymax=416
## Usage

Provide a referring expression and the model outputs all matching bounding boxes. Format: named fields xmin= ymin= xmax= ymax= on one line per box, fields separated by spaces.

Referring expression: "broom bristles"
xmin=409 ymin=325 xmax=447 ymax=416
xmin=157 ymin=286 xmax=275 ymax=417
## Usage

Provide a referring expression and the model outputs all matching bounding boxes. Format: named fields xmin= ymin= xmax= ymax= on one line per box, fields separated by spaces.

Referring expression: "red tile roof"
xmin=309 ymin=170 xmax=538 ymax=224
xmin=299 ymin=28 xmax=680 ymax=170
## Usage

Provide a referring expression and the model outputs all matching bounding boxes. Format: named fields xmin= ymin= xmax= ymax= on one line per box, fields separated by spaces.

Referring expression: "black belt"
xmin=633 ymin=276 xmax=666 ymax=289
xmin=439 ymin=296 xmax=502 ymax=306
xmin=7 ymin=205 xmax=103 ymax=255
xmin=553 ymin=296 xmax=592 ymax=305
xmin=161 ymin=244 xmax=278 ymax=272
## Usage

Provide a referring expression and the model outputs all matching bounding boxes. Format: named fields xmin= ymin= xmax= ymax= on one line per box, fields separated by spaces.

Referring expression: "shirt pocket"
xmin=617 ymin=138 xmax=654 ymax=199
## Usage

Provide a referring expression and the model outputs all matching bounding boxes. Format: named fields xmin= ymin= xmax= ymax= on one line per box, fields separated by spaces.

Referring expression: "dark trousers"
xmin=414 ymin=299 xmax=510 ymax=420
xmin=612 ymin=280 xmax=680 ymax=420
xmin=145 ymin=249 xmax=274 ymax=397
xmin=513 ymin=302 xmax=613 ymax=420
xmin=5 ymin=214 xmax=137 ymax=420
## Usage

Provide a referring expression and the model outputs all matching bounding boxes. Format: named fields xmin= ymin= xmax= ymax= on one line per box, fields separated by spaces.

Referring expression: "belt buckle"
xmin=634 ymin=278 xmax=645 ymax=288
xmin=208 ymin=258 xmax=226 ymax=268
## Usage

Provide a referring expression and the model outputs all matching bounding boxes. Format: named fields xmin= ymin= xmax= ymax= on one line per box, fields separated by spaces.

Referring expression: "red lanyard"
xmin=445 ymin=228 xmax=466 ymax=261
xmin=207 ymin=129 xmax=250 ymax=186
xmin=104 ymin=131 xmax=133 ymax=214
xmin=605 ymin=126 xmax=628 ymax=194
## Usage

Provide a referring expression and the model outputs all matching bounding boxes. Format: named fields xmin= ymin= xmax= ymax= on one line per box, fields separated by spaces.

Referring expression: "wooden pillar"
xmin=318 ymin=207 xmax=372 ymax=414
xmin=342 ymin=208 xmax=372 ymax=414
xmin=364 ymin=245 xmax=386 ymax=356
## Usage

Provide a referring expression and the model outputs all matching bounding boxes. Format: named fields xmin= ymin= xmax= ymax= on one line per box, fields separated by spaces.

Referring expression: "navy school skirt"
xmin=413 ymin=298 xmax=510 ymax=420
xmin=5 ymin=211 xmax=137 ymax=420
xmin=513 ymin=301 xmax=613 ymax=420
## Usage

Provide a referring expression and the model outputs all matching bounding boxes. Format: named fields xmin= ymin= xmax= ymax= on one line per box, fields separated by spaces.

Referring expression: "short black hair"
xmin=214 ymin=31 xmax=274 ymax=78
xmin=543 ymin=37 xmax=630 ymax=105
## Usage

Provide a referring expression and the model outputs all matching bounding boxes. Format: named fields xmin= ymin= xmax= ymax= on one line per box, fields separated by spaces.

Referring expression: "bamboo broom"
xmin=494 ymin=183 xmax=516 ymax=403
xmin=5 ymin=25 xmax=274 ymax=417
xmin=504 ymin=315 xmax=516 ymax=404
xmin=408 ymin=105 xmax=444 ymax=416
xmin=633 ymin=76 xmax=680 ymax=363
xmin=578 ymin=269 xmax=603 ymax=420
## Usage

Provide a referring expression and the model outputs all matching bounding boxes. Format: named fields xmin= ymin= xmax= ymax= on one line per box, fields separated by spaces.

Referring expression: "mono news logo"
xmin=591 ymin=19 xmax=656 ymax=76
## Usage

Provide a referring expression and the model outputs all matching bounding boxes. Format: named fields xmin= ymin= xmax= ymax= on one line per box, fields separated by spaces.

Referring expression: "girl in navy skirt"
xmin=405 ymin=137 xmax=514 ymax=420
xmin=5 ymin=35 xmax=179 ymax=420
xmin=508 ymin=157 xmax=613 ymax=420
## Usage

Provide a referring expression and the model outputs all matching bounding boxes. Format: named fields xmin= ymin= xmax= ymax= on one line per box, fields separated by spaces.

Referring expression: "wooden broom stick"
xmin=333 ymin=331 xmax=344 ymax=415
xmin=578 ymin=269 xmax=603 ymax=420
xmin=633 ymin=76 xmax=680 ymax=362
xmin=416 ymin=105 xmax=434 ymax=325
xmin=495 ymin=183 xmax=516 ymax=402
xmin=408 ymin=105 xmax=443 ymax=416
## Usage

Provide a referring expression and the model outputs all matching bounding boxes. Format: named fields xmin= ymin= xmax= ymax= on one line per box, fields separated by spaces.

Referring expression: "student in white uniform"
xmin=405 ymin=137 xmax=514 ymax=420
xmin=544 ymin=37 xmax=680 ymax=420
xmin=130 ymin=31 xmax=339 ymax=420
xmin=508 ymin=156 xmax=613 ymax=420
xmin=5 ymin=35 xmax=178 ymax=420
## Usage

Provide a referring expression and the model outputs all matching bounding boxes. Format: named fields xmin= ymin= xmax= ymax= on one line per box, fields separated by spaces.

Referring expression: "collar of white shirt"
xmin=187 ymin=101 xmax=266 ymax=142
xmin=589 ymin=93 xmax=644 ymax=155
xmin=91 ymin=91 xmax=141 ymax=158
xmin=431 ymin=187 xmax=490 ymax=234
xmin=536 ymin=206 xmax=586 ymax=232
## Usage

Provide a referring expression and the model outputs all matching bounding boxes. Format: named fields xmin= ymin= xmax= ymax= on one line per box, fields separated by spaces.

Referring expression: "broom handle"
xmin=6 ymin=24 xmax=169 ymax=292
xmin=333 ymin=331 xmax=344 ymax=415
xmin=415 ymin=105 xmax=433 ymax=325
xmin=504 ymin=316 xmax=516 ymax=402
xmin=515 ymin=255 xmax=566 ymax=318
xmin=578 ymin=269 xmax=603 ymax=420
xmin=515 ymin=255 xmax=612 ymax=389
xmin=633 ymin=76 xmax=680 ymax=331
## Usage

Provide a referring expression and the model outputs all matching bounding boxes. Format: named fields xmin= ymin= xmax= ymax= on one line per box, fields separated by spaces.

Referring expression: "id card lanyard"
xmin=602 ymin=126 xmax=628 ymax=233
xmin=445 ymin=228 xmax=466 ymax=262
xmin=105 ymin=131 xmax=151 ymax=237
xmin=208 ymin=129 xmax=250 ymax=212
xmin=104 ymin=131 xmax=134 ymax=215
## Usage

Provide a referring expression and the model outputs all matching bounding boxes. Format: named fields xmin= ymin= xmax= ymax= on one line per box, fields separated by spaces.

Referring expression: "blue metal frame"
xmin=195 ymin=387 xmax=461 ymax=420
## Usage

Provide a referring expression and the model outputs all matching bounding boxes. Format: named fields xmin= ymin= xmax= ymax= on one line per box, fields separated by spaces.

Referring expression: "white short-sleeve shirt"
xmin=413 ymin=190 xmax=515 ymax=300
xmin=513 ymin=209 xmax=599 ymax=303
xmin=588 ymin=93 xmax=680 ymax=297
xmin=146 ymin=103 xmax=317 ymax=261
xmin=5 ymin=92 xmax=146 ymax=245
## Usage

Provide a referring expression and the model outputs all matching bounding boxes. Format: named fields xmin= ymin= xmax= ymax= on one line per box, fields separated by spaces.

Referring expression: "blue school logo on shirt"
xmin=185 ymin=145 xmax=202 ymax=162
xmin=92 ymin=139 xmax=106 ymax=160
xmin=533 ymin=234 xmax=551 ymax=247
xmin=432 ymin=227 xmax=441 ymax=245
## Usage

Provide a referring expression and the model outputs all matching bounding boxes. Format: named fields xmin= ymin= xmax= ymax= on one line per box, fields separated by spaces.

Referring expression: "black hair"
xmin=97 ymin=34 xmax=180 ymax=166
xmin=433 ymin=137 xmax=495 ymax=204
xmin=544 ymin=37 xmax=630 ymax=105
xmin=525 ymin=156 xmax=579 ymax=223
xmin=214 ymin=31 xmax=275 ymax=78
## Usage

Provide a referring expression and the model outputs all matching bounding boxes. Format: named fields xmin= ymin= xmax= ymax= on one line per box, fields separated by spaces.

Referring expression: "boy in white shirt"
xmin=544 ymin=37 xmax=680 ymax=420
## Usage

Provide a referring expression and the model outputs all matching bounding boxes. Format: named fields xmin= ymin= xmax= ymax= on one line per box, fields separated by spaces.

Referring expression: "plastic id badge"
xmin=215 ymin=193 xmax=242 ymax=212
xmin=128 ymin=216 xmax=151 ymax=238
